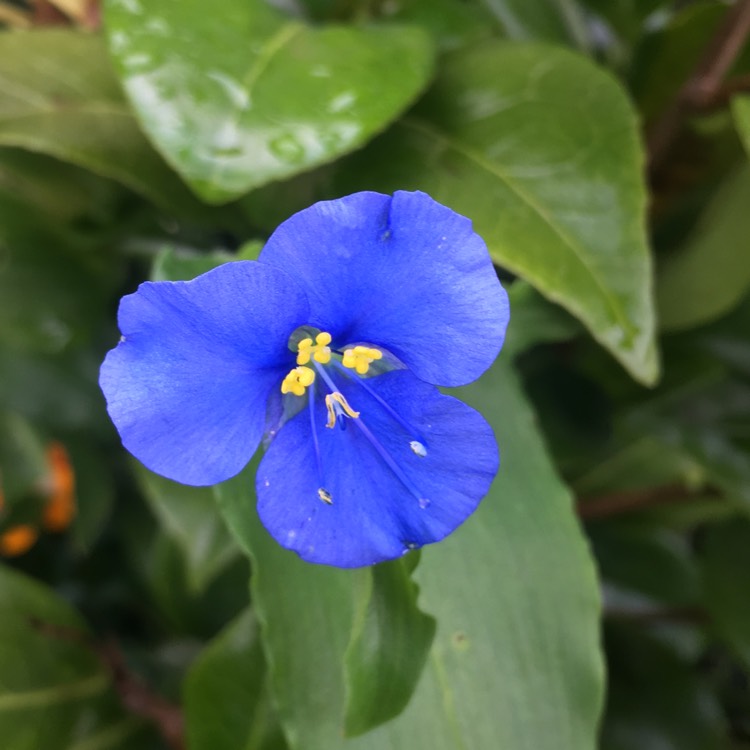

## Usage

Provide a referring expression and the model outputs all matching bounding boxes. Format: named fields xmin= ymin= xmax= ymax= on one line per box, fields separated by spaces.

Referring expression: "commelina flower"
xmin=100 ymin=191 xmax=509 ymax=568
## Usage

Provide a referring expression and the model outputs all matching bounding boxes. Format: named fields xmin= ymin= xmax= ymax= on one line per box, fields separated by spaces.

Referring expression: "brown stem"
xmin=648 ymin=0 xmax=750 ymax=176
xmin=28 ymin=619 xmax=185 ymax=750
xmin=605 ymin=605 xmax=709 ymax=626
xmin=576 ymin=482 xmax=720 ymax=521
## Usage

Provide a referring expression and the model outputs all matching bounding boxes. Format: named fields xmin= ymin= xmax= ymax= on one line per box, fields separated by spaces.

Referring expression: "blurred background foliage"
xmin=1 ymin=0 xmax=750 ymax=748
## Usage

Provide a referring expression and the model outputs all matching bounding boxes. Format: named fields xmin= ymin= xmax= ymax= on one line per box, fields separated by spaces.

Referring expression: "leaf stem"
xmin=648 ymin=0 xmax=750 ymax=177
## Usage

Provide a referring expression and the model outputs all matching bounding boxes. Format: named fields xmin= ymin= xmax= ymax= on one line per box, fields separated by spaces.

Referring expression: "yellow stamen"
xmin=281 ymin=366 xmax=315 ymax=397
xmin=297 ymin=332 xmax=332 ymax=365
xmin=342 ymin=345 xmax=383 ymax=375
xmin=325 ymin=392 xmax=360 ymax=429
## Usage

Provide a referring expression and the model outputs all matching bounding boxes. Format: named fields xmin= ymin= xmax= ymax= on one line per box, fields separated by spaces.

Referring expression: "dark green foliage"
xmin=1 ymin=0 xmax=749 ymax=747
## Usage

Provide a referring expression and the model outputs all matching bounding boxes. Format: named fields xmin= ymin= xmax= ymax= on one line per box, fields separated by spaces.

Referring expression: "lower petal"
xmin=256 ymin=370 xmax=499 ymax=567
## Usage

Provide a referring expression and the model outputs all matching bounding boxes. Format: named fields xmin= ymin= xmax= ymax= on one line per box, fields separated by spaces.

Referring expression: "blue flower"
xmin=100 ymin=191 xmax=509 ymax=567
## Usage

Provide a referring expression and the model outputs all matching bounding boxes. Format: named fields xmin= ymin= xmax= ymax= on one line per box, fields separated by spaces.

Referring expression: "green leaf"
xmin=657 ymin=165 xmax=750 ymax=332
xmin=630 ymin=3 xmax=725 ymax=123
xmin=381 ymin=0 xmax=499 ymax=51
xmin=216 ymin=356 xmax=604 ymax=749
xmin=733 ymin=95 xmax=750 ymax=159
xmin=104 ymin=0 xmax=435 ymax=203
xmin=701 ymin=518 xmax=750 ymax=669
xmin=0 ymin=29 xmax=205 ymax=214
xmin=135 ymin=465 xmax=240 ymax=595
xmin=0 ymin=564 xmax=153 ymax=750
xmin=343 ymin=557 xmax=436 ymax=736
xmin=602 ymin=623 xmax=726 ymax=750
xmin=504 ymin=282 xmax=582 ymax=356
xmin=150 ymin=242 xmax=263 ymax=282
xmin=0 ymin=192 xmax=111 ymax=354
xmin=479 ymin=0 xmax=591 ymax=49
xmin=335 ymin=41 xmax=658 ymax=385
xmin=589 ymin=523 xmax=700 ymax=608
xmin=185 ymin=608 xmax=287 ymax=750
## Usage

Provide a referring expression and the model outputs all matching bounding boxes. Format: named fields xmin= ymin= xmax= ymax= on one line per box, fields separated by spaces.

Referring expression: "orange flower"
xmin=42 ymin=442 xmax=76 ymax=532
xmin=0 ymin=524 xmax=39 ymax=557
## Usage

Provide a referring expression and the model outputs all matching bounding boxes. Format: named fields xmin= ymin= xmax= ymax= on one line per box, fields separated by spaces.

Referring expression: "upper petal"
xmin=256 ymin=369 xmax=499 ymax=567
xmin=100 ymin=261 xmax=309 ymax=486
xmin=259 ymin=190 xmax=509 ymax=387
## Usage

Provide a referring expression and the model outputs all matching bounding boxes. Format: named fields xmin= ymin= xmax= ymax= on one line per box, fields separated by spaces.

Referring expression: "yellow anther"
xmin=281 ymin=366 xmax=315 ymax=397
xmin=297 ymin=332 xmax=332 ymax=365
xmin=318 ymin=488 xmax=333 ymax=505
xmin=325 ymin=392 xmax=360 ymax=429
xmin=342 ymin=345 xmax=383 ymax=375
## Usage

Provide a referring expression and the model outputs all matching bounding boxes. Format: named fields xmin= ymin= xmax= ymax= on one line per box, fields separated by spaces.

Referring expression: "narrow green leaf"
xmin=336 ymin=41 xmax=658 ymax=384
xmin=185 ymin=609 xmax=288 ymax=750
xmin=104 ymin=0 xmax=435 ymax=203
xmin=0 ymin=29 xmax=204 ymax=214
xmin=216 ymin=356 xmax=604 ymax=749
xmin=343 ymin=557 xmax=436 ymax=737
xmin=701 ymin=518 xmax=750 ymax=669
xmin=733 ymin=94 xmax=750 ymax=159
xmin=136 ymin=466 xmax=240 ymax=595
xmin=657 ymin=165 xmax=750 ymax=331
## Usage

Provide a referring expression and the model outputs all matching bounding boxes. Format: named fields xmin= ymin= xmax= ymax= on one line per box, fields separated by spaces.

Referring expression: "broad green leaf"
xmin=185 ymin=608 xmax=287 ymax=750
xmin=733 ymin=95 xmax=750 ymax=159
xmin=136 ymin=466 xmax=240 ymax=595
xmin=602 ymin=623 xmax=726 ymax=750
xmin=480 ymin=0 xmax=590 ymax=49
xmin=343 ymin=557 xmax=435 ymax=736
xmin=217 ymin=356 xmax=604 ymax=749
xmin=104 ymin=0 xmax=435 ymax=203
xmin=657 ymin=165 xmax=750 ymax=331
xmin=335 ymin=41 xmax=658 ymax=385
xmin=701 ymin=519 xmax=750 ymax=669
xmin=0 ymin=565 xmax=154 ymax=750
xmin=0 ymin=30 xmax=205 ymax=214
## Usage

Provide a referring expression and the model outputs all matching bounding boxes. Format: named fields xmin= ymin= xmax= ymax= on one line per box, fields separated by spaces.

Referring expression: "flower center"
xmin=281 ymin=330 xmax=385 ymax=397
xmin=278 ymin=330 xmax=430 ymax=509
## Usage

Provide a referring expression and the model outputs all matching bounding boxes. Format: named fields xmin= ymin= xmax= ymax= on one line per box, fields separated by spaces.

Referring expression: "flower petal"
xmin=260 ymin=190 xmax=509 ymax=387
xmin=256 ymin=370 xmax=498 ymax=567
xmin=100 ymin=261 xmax=310 ymax=486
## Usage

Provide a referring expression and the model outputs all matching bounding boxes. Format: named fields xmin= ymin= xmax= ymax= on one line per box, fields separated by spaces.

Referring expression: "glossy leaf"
xmin=216 ymin=356 xmax=604 ymax=749
xmin=104 ymin=0 xmax=435 ymax=203
xmin=343 ymin=557 xmax=436 ymax=736
xmin=0 ymin=30 xmax=204 ymax=214
xmin=657 ymin=165 xmax=750 ymax=331
xmin=0 ymin=564 xmax=154 ymax=750
xmin=136 ymin=466 xmax=240 ymax=595
xmin=335 ymin=41 xmax=658 ymax=385
xmin=701 ymin=519 xmax=750 ymax=670
xmin=185 ymin=608 xmax=287 ymax=750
